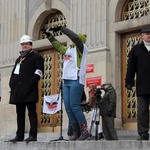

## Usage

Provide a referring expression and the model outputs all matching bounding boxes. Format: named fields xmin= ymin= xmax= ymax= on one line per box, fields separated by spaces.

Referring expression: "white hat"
xmin=20 ymin=35 xmax=32 ymax=44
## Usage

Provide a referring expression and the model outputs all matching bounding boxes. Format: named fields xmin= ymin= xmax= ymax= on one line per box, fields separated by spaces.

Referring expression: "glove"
xmin=107 ymin=111 xmax=111 ymax=117
xmin=42 ymin=29 xmax=51 ymax=37
xmin=49 ymin=26 xmax=62 ymax=32
xmin=126 ymin=84 xmax=132 ymax=90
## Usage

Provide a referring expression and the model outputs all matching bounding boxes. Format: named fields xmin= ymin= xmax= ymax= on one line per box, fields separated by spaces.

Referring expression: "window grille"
xmin=39 ymin=12 xmax=67 ymax=39
xmin=122 ymin=0 xmax=150 ymax=20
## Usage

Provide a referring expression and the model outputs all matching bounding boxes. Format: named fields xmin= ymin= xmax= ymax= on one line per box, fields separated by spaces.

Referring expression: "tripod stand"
xmin=50 ymin=81 xmax=68 ymax=141
xmin=89 ymin=103 xmax=101 ymax=140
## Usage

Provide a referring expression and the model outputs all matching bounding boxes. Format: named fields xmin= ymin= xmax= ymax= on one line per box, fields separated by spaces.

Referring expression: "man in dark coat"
xmin=100 ymin=82 xmax=118 ymax=140
xmin=8 ymin=35 xmax=44 ymax=142
xmin=125 ymin=26 xmax=150 ymax=140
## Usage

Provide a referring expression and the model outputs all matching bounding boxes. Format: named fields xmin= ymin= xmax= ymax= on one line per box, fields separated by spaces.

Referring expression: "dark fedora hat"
xmin=141 ymin=26 xmax=150 ymax=33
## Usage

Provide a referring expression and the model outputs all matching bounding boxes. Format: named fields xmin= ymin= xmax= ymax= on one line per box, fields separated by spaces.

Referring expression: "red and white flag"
xmin=43 ymin=94 xmax=61 ymax=114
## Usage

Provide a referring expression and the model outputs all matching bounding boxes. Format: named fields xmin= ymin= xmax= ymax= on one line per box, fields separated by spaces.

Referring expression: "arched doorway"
xmin=36 ymin=10 xmax=67 ymax=132
xmin=121 ymin=0 xmax=150 ymax=129
xmin=122 ymin=31 xmax=141 ymax=129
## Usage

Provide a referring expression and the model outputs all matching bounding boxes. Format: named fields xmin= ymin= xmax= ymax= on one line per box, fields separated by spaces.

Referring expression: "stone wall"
xmin=1 ymin=0 xmax=149 ymax=137
xmin=0 ymin=0 xmax=119 ymax=137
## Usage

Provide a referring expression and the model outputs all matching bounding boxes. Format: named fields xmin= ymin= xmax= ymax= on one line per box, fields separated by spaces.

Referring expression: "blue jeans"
xmin=63 ymin=78 xmax=86 ymax=124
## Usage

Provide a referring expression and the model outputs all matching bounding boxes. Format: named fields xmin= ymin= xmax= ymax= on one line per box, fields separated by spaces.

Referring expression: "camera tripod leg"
xmin=90 ymin=107 xmax=101 ymax=140
xmin=95 ymin=121 xmax=99 ymax=140
xmin=88 ymin=108 xmax=97 ymax=139
xmin=89 ymin=120 xmax=94 ymax=138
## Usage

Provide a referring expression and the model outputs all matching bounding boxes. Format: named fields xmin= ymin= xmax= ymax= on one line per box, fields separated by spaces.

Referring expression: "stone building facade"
xmin=0 ymin=0 xmax=149 ymax=136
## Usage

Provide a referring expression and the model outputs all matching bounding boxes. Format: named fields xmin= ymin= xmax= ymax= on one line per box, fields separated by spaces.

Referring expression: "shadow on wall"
xmin=0 ymin=73 xmax=1 ymax=101
xmin=0 ymin=104 xmax=16 ymax=137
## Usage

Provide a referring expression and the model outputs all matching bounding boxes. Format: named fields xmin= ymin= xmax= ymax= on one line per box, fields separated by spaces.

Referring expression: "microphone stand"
xmin=50 ymin=81 xmax=68 ymax=141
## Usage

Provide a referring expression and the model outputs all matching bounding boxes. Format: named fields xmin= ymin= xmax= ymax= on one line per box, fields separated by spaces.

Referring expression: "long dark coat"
xmin=125 ymin=41 xmax=150 ymax=96
xmin=100 ymin=87 xmax=117 ymax=118
xmin=9 ymin=51 xmax=44 ymax=104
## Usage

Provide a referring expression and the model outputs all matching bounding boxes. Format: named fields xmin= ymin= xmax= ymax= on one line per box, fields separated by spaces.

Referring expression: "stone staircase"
xmin=0 ymin=130 xmax=149 ymax=150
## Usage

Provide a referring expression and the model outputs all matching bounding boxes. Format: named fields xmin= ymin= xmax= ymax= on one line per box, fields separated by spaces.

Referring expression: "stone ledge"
xmin=1 ymin=140 xmax=150 ymax=150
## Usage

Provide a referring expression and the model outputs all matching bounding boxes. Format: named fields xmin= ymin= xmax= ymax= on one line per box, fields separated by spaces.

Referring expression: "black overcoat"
xmin=125 ymin=41 xmax=150 ymax=96
xmin=9 ymin=51 xmax=44 ymax=104
xmin=100 ymin=87 xmax=117 ymax=118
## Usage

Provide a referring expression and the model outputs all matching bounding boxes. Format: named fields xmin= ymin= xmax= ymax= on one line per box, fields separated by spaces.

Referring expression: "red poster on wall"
xmin=86 ymin=76 xmax=102 ymax=87
xmin=86 ymin=64 xmax=94 ymax=73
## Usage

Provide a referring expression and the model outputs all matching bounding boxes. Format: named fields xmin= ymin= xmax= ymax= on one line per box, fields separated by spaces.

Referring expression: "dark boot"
xmin=70 ymin=123 xmax=80 ymax=141
xmin=8 ymin=136 xmax=24 ymax=143
xmin=98 ymin=132 xmax=104 ymax=140
xmin=67 ymin=124 xmax=73 ymax=140
xmin=77 ymin=123 xmax=89 ymax=140
xmin=137 ymin=133 xmax=149 ymax=140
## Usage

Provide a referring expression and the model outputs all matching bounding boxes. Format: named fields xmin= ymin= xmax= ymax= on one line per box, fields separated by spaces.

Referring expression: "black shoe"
xmin=137 ymin=136 xmax=149 ymax=140
xmin=8 ymin=137 xmax=24 ymax=143
xmin=137 ymin=134 xmax=149 ymax=141
xmin=25 ymin=136 xmax=37 ymax=142
xmin=98 ymin=132 xmax=104 ymax=140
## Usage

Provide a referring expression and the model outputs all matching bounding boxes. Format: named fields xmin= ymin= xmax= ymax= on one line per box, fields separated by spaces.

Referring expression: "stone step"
xmin=0 ymin=130 xmax=148 ymax=150
xmin=0 ymin=139 xmax=150 ymax=150
xmin=1 ymin=129 xmax=139 ymax=142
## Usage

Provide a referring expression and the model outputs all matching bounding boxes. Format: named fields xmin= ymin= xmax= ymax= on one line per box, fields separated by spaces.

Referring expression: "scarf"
xmin=143 ymin=40 xmax=150 ymax=51
xmin=20 ymin=49 xmax=32 ymax=58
